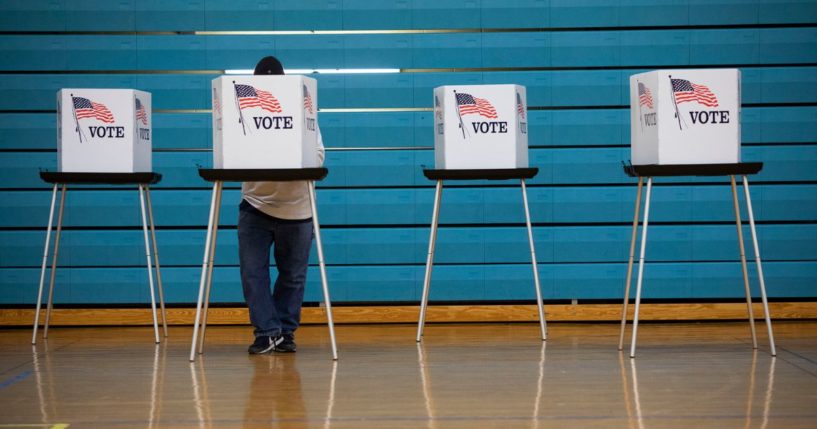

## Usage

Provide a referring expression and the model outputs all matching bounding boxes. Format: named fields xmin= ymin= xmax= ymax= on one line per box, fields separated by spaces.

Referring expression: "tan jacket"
xmin=241 ymin=129 xmax=326 ymax=220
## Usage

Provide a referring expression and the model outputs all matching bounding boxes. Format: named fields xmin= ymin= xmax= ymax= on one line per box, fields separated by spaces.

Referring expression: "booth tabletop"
xmin=423 ymin=168 xmax=539 ymax=181
xmin=39 ymin=172 xmax=162 ymax=185
xmin=198 ymin=168 xmax=329 ymax=182
xmin=623 ymin=162 xmax=763 ymax=178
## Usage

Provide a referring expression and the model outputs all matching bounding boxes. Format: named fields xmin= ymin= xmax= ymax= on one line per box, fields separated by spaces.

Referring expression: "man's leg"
xmin=238 ymin=201 xmax=280 ymax=338
xmin=272 ymin=219 xmax=313 ymax=336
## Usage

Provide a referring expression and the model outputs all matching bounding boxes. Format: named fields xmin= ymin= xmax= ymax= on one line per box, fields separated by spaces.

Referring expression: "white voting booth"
xmin=418 ymin=84 xmax=548 ymax=342
xmin=34 ymin=89 xmax=166 ymax=345
xmin=620 ymin=69 xmax=776 ymax=357
xmin=211 ymin=75 xmax=319 ymax=168
xmin=57 ymin=89 xmax=152 ymax=172
xmin=629 ymin=69 xmax=740 ymax=165
xmin=433 ymin=84 xmax=528 ymax=169
xmin=190 ymin=74 xmax=337 ymax=361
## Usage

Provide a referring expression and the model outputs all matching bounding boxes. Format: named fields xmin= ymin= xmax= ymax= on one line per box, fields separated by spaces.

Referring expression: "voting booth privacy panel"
xmin=629 ymin=69 xmax=740 ymax=166
xmin=212 ymin=75 xmax=318 ymax=169
xmin=0 ymin=1 xmax=816 ymax=310
xmin=433 ymin=85 xmax=528 ymax=169
xmin=57 ymin=89 xmax=152 ymax=172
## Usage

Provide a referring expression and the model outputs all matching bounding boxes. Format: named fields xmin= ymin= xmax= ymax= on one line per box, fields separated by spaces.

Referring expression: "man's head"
xmin=254 ymin=56 xmax=284 ymax=76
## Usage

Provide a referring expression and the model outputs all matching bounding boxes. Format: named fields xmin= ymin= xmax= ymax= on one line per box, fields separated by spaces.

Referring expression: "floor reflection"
xmin=622 ymin=351 xmax=777 ymax=429
xmin=531 ymin=341 xmax=547 ymax=429
xmin=8 ymin=324 xmax=811 ymax=428
xmin=190 ymin=356 xmax=211 ymax=429
xmin=417 ymin=343 xmax=436 ymax=429
xmin=418 ymin=340 xmax=548 ymax=428
xmin=324 ymin=361 xmax=337 ymax=429
xmin=149 ymin=343 xmax=167 ymax=429
xmin=31 ymin=343 xmax=51 ymax=425
xmin=31 ymin=338 xmax=168 ymax=428
xmin=243 ymin=356 xmax=306 ymax=427
xmin=760 ymin=354 xmax=776 ymax=429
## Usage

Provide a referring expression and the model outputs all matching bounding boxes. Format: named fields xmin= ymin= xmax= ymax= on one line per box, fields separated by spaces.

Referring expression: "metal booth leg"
xmin=619 ymin=176 xmax=644 ymax=350
xmin=629 ymin=177 xmax=653 ymax=358
xmin=145 ymin=186 xmax=168 ymax=337
xmin=308 ymin=180 xmax=338 ymax=360
xmin=43 ymin=184 xmax=67 ymax=339
xmin=190 ymin=181 xmax=221 ymax=362
xmin=32 ymin=184 xmax=60 ymax=344
xmin=197 ymin=181 xmax=223 ymax=355
xmin=139 ymin=184 xmax=161 ymax=344
xmin=417 ymin=180 xmax=443 ymax=342
xmin=521 ymin=179 xmax=546 ymax=340
xmin=741 ymin=176 xmax=777 ymax=356
xmin=730 ymin=175 xmax=758 ymax=349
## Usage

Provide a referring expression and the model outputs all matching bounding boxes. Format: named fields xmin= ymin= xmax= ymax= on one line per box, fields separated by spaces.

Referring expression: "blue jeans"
xmin=238 ymin=199 xmax=313 ymax=337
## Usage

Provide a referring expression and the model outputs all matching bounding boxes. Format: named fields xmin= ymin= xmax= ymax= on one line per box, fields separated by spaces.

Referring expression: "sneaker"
xmin=274 ymin=333 xmax=296 ymax=353
xmin=248 ymin=335 xmax=282 ymax=354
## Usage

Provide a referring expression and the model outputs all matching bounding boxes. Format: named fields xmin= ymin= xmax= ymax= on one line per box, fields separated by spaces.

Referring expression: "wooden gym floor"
xmin=1 ymin=321 xmax=816 ymax=428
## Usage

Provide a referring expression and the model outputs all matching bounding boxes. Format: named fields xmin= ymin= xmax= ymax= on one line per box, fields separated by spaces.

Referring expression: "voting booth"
xmin=192 ymin=75 xmax=337 ymax=361
xmin=629 ymin=69 xmax=740 ymax=165
xmin=36 ymin=89 xmax=165 ymax=345
xmin=620 ymin=69 xmax=776 ymax=358
xmin=418 ymin=84 xmax=546 ymax=343
xmin=433 ymin=84 xmax=528 ymax=169
xmin=57 ymin=89 xmax=152 ymax=172
xmin=211 ymin=75 xmax=318 ymax=169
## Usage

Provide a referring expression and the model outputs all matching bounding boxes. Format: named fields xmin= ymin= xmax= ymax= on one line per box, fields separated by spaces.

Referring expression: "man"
xmin=240 ymin=56 xmax=325 ymax=354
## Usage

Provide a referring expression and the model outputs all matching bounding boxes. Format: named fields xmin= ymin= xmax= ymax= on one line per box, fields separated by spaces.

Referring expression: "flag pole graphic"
xmin=453 ymin=90 xmax=468 ymax=139
xmin=669 ymin=75 xmax=683 ymax=131
xmin=517 ymin=93 xmax=522 ymax=135
xmin=303 ymin=85 xmax=310 ymax=129
xmin=212 ymin=87 xmax=221 ymax=132
xmin=70 ymin=94 xmax=84 ymax=143
xmin=637 ymin=81 xmax=644 ymax=134
xmin=233 ymin=81 xmax=247 ymax=136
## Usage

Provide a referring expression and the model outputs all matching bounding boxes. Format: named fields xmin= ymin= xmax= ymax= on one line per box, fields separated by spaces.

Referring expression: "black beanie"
xmin=254 ymin=56 xmax=284 ymax=75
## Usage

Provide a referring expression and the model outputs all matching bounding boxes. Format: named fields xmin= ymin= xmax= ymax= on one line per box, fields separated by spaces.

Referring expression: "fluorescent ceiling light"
xmin=225 ymin=68 xmax=400 ymax=75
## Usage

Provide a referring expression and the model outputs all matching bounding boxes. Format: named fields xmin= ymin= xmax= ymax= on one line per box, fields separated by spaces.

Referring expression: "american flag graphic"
xmin=135 ymin=98 xmax=148 ymax=125
xmin=516 ymin=92 xmax=526 ymax=119
xmin=73 ymin=96 xmax=115 ymax=123
xmin=434 ymin=95 xmax=442 ymax=120
xmin=235 ymin=84 xmax=282 ymax=113
xmin=303 ymin=85 xmax=314 ymax=114
xmin=212 ymin=90 xmax=222 ymax=115
xmin=671 ymin=78 xmax=718 ymax=107
xmin=638 ymin=82 xmax=653 ymax=109
xmin=455 ymin=92 xmax=498 ymax=119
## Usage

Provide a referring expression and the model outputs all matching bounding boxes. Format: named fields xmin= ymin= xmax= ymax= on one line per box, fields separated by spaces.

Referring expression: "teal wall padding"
xmin=0 ymin=1 xmax=815 ymax=305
